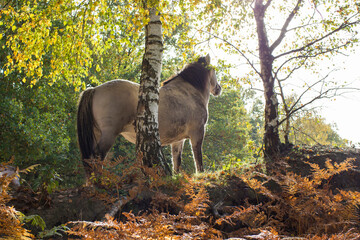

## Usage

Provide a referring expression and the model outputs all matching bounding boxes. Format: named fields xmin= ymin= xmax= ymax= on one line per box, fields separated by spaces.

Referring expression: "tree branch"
xmin=270 ymin=0 xmax=302 ymax=53
xmin=264 ymin=0 xmax=273 ymax=10
xmin=291 ymin=125 xmax=323 ymax=145
xmin=289 ymin=72 xmax=334 ymax=112
xmin=274 ymin=20 xmax=360 ymax=59
xmin=274 ymin=40 xmax=353 ymax=82
xmin=277 ymin=70 xmax=337 ymax=127
xmin=197 ymin=29 xmax=261 ymax=77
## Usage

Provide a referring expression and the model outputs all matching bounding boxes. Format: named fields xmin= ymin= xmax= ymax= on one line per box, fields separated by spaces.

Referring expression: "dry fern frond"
xmin=215 ymin=204 xmax=264 ymax=228
xmin=68 ymin=209 xmax=223 ymax=239
xmin=0 ymin=162 xmax=34 ymax=239
xmin=183 ymin=183 xmax=210 ymax=218
xmin=229 ymin=157 xmax=360 ymax=236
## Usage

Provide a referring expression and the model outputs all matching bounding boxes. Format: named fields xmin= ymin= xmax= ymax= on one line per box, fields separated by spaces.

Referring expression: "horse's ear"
xmin=197 ymin=54 xmax=211 ymax=66
xmin=205 ymin=54 xmax=211 ymax=65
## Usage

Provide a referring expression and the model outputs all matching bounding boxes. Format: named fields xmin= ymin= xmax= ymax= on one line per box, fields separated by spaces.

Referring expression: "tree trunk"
xmin=254 ymin=0 xmax=281 ymax=161
xmin=277 ymin=78 xmax=291 ymax=145
xmin=263 ymin=81 xmax=281 ymax=159
xmin=135 ymin=6 xmax=171 ymax=175
xmin=284 ymin=116 xmax=290 ymax=145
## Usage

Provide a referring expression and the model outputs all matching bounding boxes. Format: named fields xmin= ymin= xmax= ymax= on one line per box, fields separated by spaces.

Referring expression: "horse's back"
xmin=91 ymin=78 xmax=208 ymax=146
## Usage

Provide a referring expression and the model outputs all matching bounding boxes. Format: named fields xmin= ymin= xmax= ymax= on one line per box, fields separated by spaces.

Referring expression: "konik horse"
xmin=77 ymin=54 xmax=221 ymax=176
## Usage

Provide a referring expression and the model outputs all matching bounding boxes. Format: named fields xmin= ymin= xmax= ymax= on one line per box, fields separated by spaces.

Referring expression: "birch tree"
xmin=135 ymin=3 xmax=171 ymax=174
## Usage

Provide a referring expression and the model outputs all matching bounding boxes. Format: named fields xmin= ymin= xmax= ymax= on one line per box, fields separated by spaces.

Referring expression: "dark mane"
xmin=162 ymin=62 xmax=209 ymax=91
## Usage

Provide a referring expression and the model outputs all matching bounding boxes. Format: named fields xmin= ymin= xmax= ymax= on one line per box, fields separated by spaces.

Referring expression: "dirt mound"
xmin=285 ymin=145 xmax=360 ymax=191
xmin=7 ymin=146 xmax=360 ymax=238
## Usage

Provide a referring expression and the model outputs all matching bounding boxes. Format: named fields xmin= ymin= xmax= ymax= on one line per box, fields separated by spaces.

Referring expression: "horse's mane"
xmin=162 ymin=61 xmax=210 ymax=91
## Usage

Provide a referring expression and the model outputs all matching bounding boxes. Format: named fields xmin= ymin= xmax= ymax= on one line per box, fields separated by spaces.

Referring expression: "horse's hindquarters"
xmin=91 ymin=80 xmax=139 ymax=154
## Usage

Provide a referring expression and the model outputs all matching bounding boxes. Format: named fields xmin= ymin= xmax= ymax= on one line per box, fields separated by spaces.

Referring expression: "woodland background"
xmin=0 ymin=0 xmax=359 ymax=239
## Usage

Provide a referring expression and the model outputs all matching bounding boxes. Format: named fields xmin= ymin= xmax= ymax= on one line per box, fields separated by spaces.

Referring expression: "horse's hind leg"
xmin=171 ymin=140 xmax=185 ymax=173
xmin=84 ymin=128 xmax=117 ymax=186
xmin=95 ymin=129 xmax=117 ymax=160
xmin=190 ymin=128 xmax=205 ymax=173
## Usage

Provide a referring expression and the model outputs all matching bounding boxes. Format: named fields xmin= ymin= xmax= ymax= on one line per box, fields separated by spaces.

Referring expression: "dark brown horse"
xmin=77 ymin=54 xmax=221 ymax=175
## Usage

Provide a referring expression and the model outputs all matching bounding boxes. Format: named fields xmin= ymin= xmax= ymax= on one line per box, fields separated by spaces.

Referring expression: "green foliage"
xmin=205 ymin=88 xmax=254 ymax=170
xmin=0 ymin=74 xmax=81 ymax=184
xmin=28 ymin=165 xmax=62 ymax=194
xmin=0 ymin=0 xmax=141 ymax=185
xmin=37 ymin=224 xmax=70 ymax=239
xmin=21 ymin=215 xmax=46 ymax=231
xmin=0 ymin=0 xmax=197 ymax=88
xmin=280 ymin=110 xmax=347 ymax=146
xmin=0 ymin=0 xmax=147 ymax=88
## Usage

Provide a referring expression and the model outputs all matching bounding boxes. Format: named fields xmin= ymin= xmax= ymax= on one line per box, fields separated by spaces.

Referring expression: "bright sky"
xmin=316 ymin=47 xmax=360 ymax=146
xmin=209 ymin=44 xmax=360 ymax=147
xmin=203 ymin=3 xmax=360 ymax=147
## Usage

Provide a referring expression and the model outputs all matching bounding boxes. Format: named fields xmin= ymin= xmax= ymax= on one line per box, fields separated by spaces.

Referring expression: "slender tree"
xmin=253 ymin=0 xmax=359 ymax=159
xmin=253 ymin=0 xmax=282 ymax=159
xmin=135 ymin=3 xmax=171 ymax=175
xmin=195 ymin=0 xmax=360 ymax=163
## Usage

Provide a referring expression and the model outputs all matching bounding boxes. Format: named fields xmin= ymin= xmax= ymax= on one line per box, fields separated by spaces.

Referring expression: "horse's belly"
xmin=159 ymin=123 xmax=189 ymax=146
xmin=121 ymin=132 xmax=136 ymax=144
xmin=121 ymin=124 xmax=136 ymax=144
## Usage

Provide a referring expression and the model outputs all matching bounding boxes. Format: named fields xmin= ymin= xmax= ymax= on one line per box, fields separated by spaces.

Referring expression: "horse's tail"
xmin=77 ymin=88 xmax=97 ymax=169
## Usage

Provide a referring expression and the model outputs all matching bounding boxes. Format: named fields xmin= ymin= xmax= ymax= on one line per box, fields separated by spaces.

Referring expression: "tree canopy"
xmin=189 ymin=0 xmax=359 ymax=159
xmin=1 ymin=1 xmax=358 ymax=238
xmin=0 ymin=0 xmax=356 ymax=182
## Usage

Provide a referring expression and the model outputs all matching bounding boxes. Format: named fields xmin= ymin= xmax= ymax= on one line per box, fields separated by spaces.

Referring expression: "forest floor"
xmin=7 ymin=145 xmax=360 ymax=239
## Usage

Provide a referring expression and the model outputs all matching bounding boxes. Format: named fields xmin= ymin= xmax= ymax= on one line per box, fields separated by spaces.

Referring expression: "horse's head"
xmin=209 ymin=67 xmax=221 ymax=96
xmin=198 ymin=54 xmax=222 ymax=96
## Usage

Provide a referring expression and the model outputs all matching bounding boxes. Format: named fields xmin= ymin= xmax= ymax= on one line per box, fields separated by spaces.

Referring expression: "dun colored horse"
xmin=77 ymin=54 xmax=221 ymax=175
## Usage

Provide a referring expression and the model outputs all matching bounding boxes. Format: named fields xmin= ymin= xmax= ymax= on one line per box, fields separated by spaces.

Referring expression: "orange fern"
xmin=0 ymin=162 xmax=34 ymax=239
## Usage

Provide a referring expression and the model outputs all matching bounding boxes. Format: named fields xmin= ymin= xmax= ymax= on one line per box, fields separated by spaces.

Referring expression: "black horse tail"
xmin=77 ymin=88 xmax=97 ymax=172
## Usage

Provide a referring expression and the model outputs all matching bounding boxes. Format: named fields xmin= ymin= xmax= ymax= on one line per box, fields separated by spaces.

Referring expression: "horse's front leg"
xmin=190 ymin=128 xmax=205 ymax=173
xmin=171 ymin=140 xmax=185 ymax=173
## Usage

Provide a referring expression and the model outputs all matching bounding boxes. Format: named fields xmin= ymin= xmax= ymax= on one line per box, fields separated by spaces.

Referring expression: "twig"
xmin=104 ymin=196 xmax=130 ymax=219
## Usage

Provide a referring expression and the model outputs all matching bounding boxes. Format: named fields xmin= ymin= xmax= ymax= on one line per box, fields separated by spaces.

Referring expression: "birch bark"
xmin=135 ymin=5 xmax=171 ymax=175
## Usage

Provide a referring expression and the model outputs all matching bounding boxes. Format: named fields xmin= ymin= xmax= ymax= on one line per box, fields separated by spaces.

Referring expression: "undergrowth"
xmin=1 ymin=156 xmax=359 ymax=239
xmin=67 ymin=156 xmax=360 ymax=239
xmin=238 ymin=158 xmax=360 ymax=237
xmin=0 ymin=162 xmax=34 ymax=239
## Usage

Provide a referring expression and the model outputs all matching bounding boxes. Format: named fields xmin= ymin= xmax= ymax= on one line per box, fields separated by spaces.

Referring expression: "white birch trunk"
xmin=135 ymin=6 xmax=171 ymax=175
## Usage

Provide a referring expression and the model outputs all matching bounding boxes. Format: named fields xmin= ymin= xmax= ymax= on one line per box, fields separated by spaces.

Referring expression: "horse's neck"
xmin=177 ymin=77 xmax=210 ymax=104
xmin=201 ymin=83 xmax=211 ymax=104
